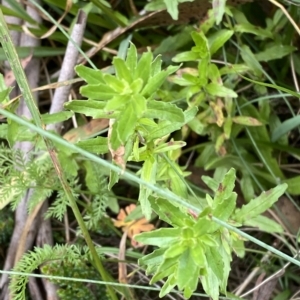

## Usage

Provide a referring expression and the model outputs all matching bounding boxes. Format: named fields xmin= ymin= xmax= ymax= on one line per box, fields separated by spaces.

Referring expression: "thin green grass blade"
xmin=2 ymin=1 xmax=36 ymax=24
xmin=0 ymin=46 xmax=66 ymax=60
xmin=271 ymin=115 xmax=300 ymax=142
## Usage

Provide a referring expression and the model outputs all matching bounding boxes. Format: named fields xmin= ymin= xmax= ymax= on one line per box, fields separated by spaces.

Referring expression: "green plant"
xmin=65 ymin=43 xmax=197 ymax=220
xmin=135 ymin=169 xmax=287 ymax=299
xmin=1 ymin=1 xmax=300 ymax=299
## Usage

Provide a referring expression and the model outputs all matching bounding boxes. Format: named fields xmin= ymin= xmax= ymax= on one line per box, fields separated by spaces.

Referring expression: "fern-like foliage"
xmin=10 ymin=244 xmax=86 ymax=300
xmin=45 ymin=177 xmax=80 ymax=221
xmin=0 ymin=144 xmax=57 ymax=210
xmin=82 ymin=161 xmax=113 ymax=231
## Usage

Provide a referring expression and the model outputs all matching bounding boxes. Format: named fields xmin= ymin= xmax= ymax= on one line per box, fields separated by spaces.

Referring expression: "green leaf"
xmin=80 ymin=84 xmax=117 ymax=100
xmin=134 ymin=227 xmax=181 ymax=247
xmin=272 ymin=115 xmax=300 ymax=142
xmin=244 ymin=215 xmax=283 ymax=233
xmin=113 ymin=95 xmax=146 ymax=147
xmin=141 ymin=71 xmax=168 ymax=97
xmin=113 ymin=57 xmax=132 ymax=83
xmin=145 ymin=100 xmax=184 ymax=122
xmin=164 ymin=243 xmax=187 ymax=259
xmin=198 ymin=57 xmax=209 ymax=85
xmin=139 ymin=186 xmax=153 ymax=221
xmin=0 ymin=177 xmax=25 ymax=210
xmin=240 ymin=173 xmax=255 ymax=202
xmin=75 ymin=65 xmax=105 ymax=84
xmin=190 ymin=245 xmax=206 ymax=267
xmin=105 ymin=95 xmax=131 ymax=111
xmin=234 ymin=23 xmax=273 ymax=38
xmin=151 ymin=55 xmax=163 ymax=76
xmin=219 ymin=64 xmax=250 ymax=75
xmin=149 ymin=197 xmax=188 ymax=227
xmin=0 ymin=73 xmax=12 ymax=103
xmin=191 ymin=31 xmax=209 ymax=58
xmin=141 ymin=65 xmax=179 ymax=97
xmin=139 ymin=155 xmax=157 ymax=219
xmin=217 ymin=245 xmax=232 ymax=290
xmin=151 ymin=258 xmax=177 ymax=283
xmin=184 ymin=107 xmax=198 ymax=122
xmin=206 ymin=83 xmax=237 ymax=98
xmin=148 ymin=121 xmax=182 ymax=140
xmin=83 ymin=160 xmax=103 ymax=194
xmin=159 ymin=275 xmax=177 ymax=298
xmin=168 ymin=166 xmax=188 ymax=199
xmin=282 ymin=176 xmax=300 ymax=195
xmin=201 ymin=267 xmax=220 ymax=300
xmin=76 ymin=137 xmax=108 ymax=154
xmin=7 ymin=120 xmax=36 ymax=146
xmin=213 ymin=193 xmax=237 ymax=222
xmin=205 ymin=246 xmax=224 ymax=283
xmin=234 ymin=184 xmax=288 ymax=223
xmin=130 ymin=78 xmax=144 ymax=94
xmin=208 ymin=29 xmax=233 ymax=55
xmin=194 ymin=216 xmax=218 ymax=235
xmin=41 ymin=111 xmax=74 ymax=125
xmin=208 ymin=63 xmax=220 ymax=83
xmin=139 ymin=248 xmax=165 ymax=270
xmin=232 ymin=116 xmax=262 ymax=126
xmin=65 ymin=100 xmax=117 ymax=118
xmin=188 ymin=117 xmax=204 ymax=135
xmin=144 ymin=0 xmax=167 ymax=11
xmin=172 ymin=50 xmax=200 ymax=62
xmin=57 ymin=151 xmax=78 ymax=177
xmin=154 ymin=141 xmax=186 ymax=153
xmin=202 ymin=175 xmax=219 ymax=192
xmin=177 ymin=248 xmax=198 ymax=290
xmin=212 ymin=0 xmax=226 ymax=25
xmin=125 ymin=43 xmax=137 ymax=72
xmin=134 ymin=51 xmax=153 ymax=83
xmin=231 ymin=238 xmax=245 ymax=258
xmin=223 ymin=117 xmax=232 ymax=139
xmin=255 ymin=45 xmax=296 ymax=62
xmin=213 ymin=168 xmax=236 ymax=208
xmin=103 ymin=74 xmax=126 ymax=93
xmin=163 ymin=0 xmax=179 ymax=20
xmin=240 ymin=45 xmax=263 ymax=77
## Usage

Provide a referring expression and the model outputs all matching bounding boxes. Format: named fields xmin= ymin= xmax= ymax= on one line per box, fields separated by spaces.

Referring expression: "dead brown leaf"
xmin=63 ymin=118 xmax=109 ymax=143
xmin=113 ymin=204 xmax=154 ymax=248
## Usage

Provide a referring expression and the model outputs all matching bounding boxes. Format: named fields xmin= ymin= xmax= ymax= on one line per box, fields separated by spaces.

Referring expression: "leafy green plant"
xmin=10 ymin=245 xmax=85 ymax=300
xmin=65 ymin=43 xmax=197 ymax=219
xmin=135 ymin=168 xmax=287 ymax=299
xmin=1 ymin=1 xmax=299 ymax=299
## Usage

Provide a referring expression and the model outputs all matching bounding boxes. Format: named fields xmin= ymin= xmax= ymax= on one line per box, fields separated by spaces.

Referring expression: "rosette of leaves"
xmin=66 ymin=44 xmax=198 ymax=219
xmin=134 ymin=168 xmax=287 ymax=299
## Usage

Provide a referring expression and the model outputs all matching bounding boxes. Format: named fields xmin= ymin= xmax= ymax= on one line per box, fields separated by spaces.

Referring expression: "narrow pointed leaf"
xmin=75 ymin=65 xmax=105 ymax=84
xmin=76 ymin=137 xmax=108 ymax=154
xmin=234 ymin=184 xmax=287 ymax=223
xmin=145 ymin=100 xmax=184 ymax=122
xmin=244 ymin=215 xmax=283 ymax=233
xmin=134 ymin=227 xmax=181 ymax=247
